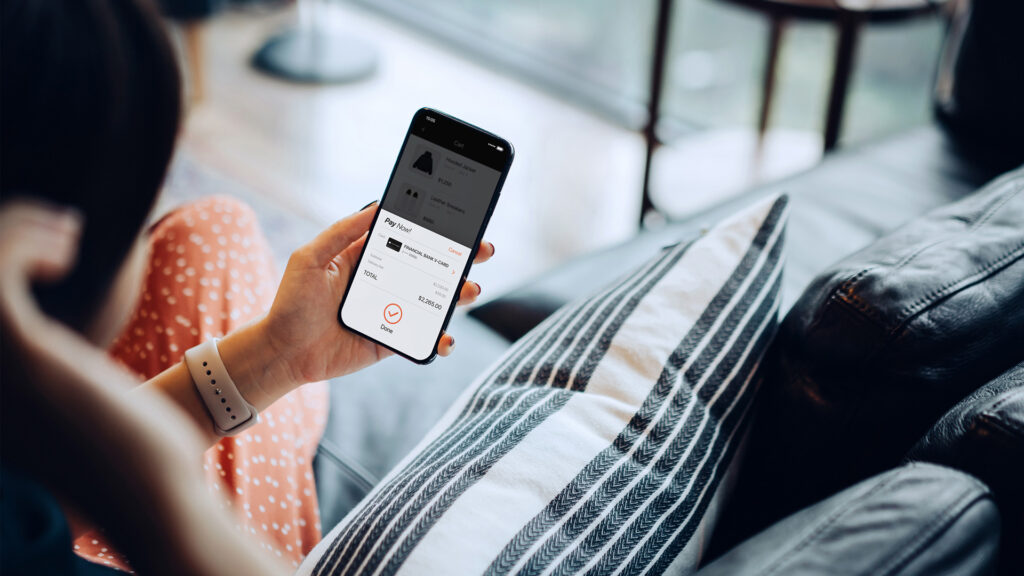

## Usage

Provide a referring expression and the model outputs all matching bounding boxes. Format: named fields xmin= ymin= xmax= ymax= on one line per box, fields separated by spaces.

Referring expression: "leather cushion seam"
xmin=893 ymin=238 xmax=1024 ymax=336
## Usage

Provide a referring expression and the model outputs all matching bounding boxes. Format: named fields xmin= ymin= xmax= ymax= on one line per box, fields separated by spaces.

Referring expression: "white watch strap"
xmin=184 ymin=339 xmax=259 ymax=436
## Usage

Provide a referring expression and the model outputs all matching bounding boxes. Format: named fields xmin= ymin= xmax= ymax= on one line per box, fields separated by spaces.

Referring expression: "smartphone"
xmin=338 ymin=108 xmax=514 ymax=363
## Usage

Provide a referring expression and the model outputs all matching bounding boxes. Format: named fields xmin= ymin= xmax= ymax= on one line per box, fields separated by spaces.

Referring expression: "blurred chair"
xmin=715 ymin=0 xmax=947 ymax=151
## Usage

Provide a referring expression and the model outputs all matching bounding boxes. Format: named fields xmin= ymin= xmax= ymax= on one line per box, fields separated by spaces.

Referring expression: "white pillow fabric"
xmin=301 ymin=194 xmax=789 ymax=576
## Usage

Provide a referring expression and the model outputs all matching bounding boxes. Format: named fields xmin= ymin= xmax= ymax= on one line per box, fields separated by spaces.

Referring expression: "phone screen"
xmin=338 ymin=108 xmax=513 ymax=363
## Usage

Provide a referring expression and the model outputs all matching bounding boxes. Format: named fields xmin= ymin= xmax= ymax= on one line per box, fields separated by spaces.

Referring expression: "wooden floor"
xmin=174 ymin=3 xmax=647 ymax=298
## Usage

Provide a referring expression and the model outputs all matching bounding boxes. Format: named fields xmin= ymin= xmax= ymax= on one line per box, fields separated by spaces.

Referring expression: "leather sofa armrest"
xmin=907 ymin=360 xmax=1024 ymax=475
xmin=906 ymin=360 xmax=1024 ymax=574
xmin=696 ymin=463 xmax=999 ymax=576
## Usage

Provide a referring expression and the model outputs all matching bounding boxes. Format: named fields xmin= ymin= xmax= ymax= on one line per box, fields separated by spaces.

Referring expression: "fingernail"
xmin=448 ymin=335 xmax=455 ymax=349
xmin=360 ymin=200 xmax=379 ymax=211
xmin=488 ymin=241 xmax=495 ymax=255
xmin=474 ymin=282 xmax=482 ymax=296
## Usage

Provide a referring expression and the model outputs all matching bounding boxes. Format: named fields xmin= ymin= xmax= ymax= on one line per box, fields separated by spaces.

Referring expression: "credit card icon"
xmin=386 ymin=237 xmax=403 ymax=252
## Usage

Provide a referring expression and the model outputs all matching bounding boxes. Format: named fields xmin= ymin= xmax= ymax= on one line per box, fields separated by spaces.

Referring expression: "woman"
xmin=0 ymin=0 xmax=492 ymax=573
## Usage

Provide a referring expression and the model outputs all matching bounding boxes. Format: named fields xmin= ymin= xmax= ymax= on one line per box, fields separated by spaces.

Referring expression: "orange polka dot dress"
xmin=74 ymin=196 xmax=330 ymax=572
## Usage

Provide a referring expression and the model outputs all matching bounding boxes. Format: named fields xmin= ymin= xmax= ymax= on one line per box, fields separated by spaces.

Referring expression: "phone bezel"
xmin=337 ymin=107 xmax=514 ymax=364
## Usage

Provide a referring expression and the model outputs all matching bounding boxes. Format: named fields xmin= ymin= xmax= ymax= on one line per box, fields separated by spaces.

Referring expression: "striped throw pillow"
xmin=302 ymin=194 xmax=789 ymax=576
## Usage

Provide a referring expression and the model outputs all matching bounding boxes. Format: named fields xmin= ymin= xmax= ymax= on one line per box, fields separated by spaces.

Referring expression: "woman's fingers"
xmin=338 ymin=233 xmax=369 ymax=273
xmin=437 ymin=333 xmax=455 ymax=357
xmin=304 ymin=202 xmax=377 ymax=266
xmin=474 ymin=241 xmax=495 ymax=264
xmin=440 ymin=241 xmax=492 ymax=355
xmin=456 ymin=280 xmax=482 ymax=306
xmin=24 ymin=232 xmax=79 ymax=281
xmin=0 ymin=202 xmax=81 ymax=281
xmin=0 ymin=201 xmax=82 ymax=334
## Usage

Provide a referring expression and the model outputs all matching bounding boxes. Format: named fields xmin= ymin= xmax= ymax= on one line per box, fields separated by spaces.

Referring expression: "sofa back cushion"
xmin=710 ymin=166 xmax=1024 ymax=553
xmin=936 ymin=1 xmax=1024 ymax=173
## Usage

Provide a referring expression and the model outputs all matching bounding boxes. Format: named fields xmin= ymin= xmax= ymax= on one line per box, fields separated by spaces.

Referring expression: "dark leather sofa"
xmin=314 ymin=4 xmax=1024 ymax=574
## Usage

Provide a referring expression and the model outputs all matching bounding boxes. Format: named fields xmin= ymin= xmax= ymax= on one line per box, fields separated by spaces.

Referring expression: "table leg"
xmin=823 ymin=12 xmax=863 ymax=151
xmin=640 ymin=0 xmax=676 ymax=226
xmin=758 ymin=16 xmax=786 ymax=141
xmin=183 ymin=21 xmax=206 ymax=105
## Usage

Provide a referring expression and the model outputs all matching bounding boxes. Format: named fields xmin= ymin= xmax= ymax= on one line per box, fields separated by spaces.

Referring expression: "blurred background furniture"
xmin=715 ymin=0 xmax=947 ymax=152
xmin=252 ymin=0 xmax=378 ymax=83
xmin=640 ymin=0 xmax=948 ymax=224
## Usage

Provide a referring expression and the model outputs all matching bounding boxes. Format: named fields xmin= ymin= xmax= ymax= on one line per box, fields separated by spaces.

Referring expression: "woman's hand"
xmin=228 ymin=202 xmax=495 ymax=401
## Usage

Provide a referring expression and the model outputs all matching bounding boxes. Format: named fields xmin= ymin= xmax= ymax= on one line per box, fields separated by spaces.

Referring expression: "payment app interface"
xmin=341 ymin=133 xmax=502 ymax=360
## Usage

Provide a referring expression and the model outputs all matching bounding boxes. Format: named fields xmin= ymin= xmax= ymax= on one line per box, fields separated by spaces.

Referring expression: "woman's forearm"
xmin=3 ymin=320 xmax=289 ymax=575
xmin=137 ymin=317 xmax=303 ymax=450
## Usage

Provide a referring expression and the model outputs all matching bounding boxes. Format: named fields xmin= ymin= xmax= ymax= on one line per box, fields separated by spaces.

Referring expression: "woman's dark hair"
xmin=1 ymin=0 xmax=181 ymax=330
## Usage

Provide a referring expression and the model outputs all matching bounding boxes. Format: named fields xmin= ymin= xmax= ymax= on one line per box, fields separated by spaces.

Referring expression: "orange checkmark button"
xmin=383 ymin=303 xmax=403 ymax=325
